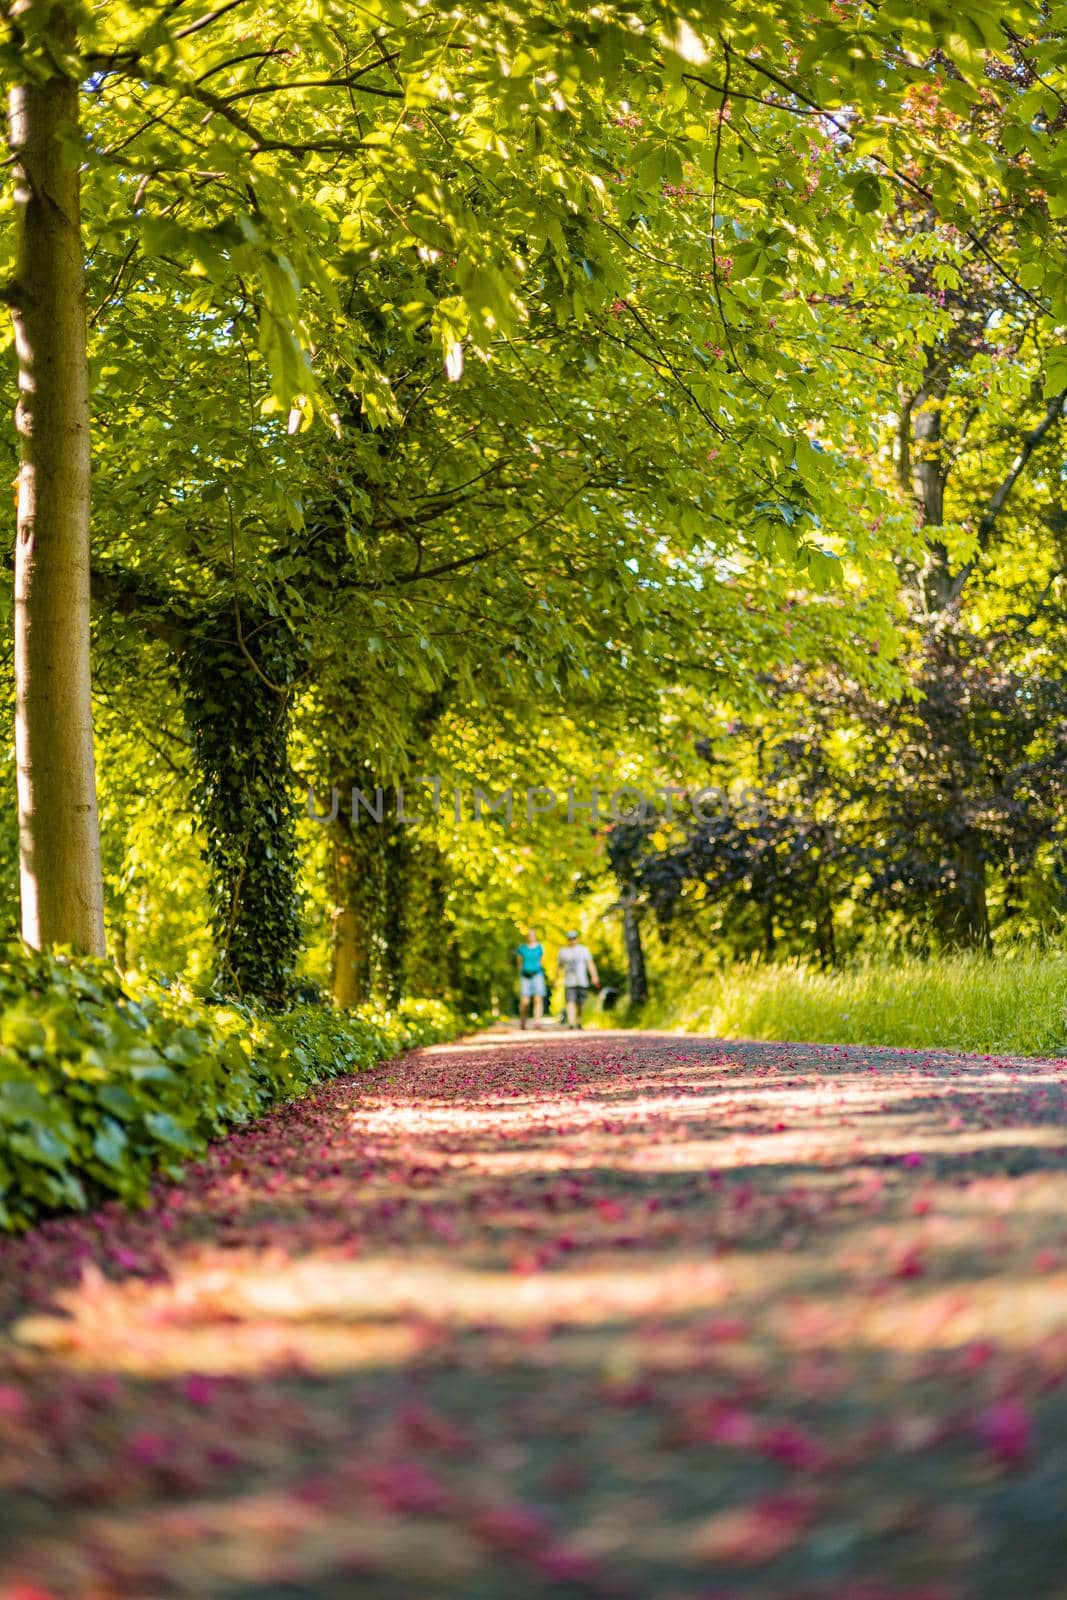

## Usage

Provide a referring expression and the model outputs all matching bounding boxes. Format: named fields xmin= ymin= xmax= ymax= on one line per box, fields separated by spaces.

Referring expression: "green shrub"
xmin=0 ymin=943 xmax=460 ymax=1232
xmin=260 ymin=996 xmax=460 ymax=1092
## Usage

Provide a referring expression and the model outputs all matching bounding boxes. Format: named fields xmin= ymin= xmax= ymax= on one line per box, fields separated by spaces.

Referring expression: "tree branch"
xmin=948 ymin=388 xmax=1067 ymax=602
xmin=735 ymin=53 xmax=1051 ymax=316
xmin=88 ymin=564 xmax=193 ymax=651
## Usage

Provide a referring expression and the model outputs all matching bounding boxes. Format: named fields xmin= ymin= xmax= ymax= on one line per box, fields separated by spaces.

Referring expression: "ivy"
xmin=179 ymin=614 xmax=302 ymax=1006
xmin=0 ymin=943 xmax=463 ymax=1232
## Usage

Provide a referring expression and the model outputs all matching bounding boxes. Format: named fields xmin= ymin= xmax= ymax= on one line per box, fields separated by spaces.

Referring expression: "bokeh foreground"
xmin=2 ymin=1032 xmax=1067 ymax=1598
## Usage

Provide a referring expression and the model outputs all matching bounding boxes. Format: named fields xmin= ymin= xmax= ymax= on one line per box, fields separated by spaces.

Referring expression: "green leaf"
xmin=92 ymin=1117 xmax=128 ymax=1169
xmin=142 ymin=1112 xmax=196 ymax=1151
xmin=848 ymin=173 xmax=883 ymax=214
xmin=8 ymin=1125 xmax=71 ymax=1170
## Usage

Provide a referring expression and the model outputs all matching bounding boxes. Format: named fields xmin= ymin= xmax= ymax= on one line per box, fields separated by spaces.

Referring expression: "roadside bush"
xmin=0 ymin=944 xmax=459 ymax=1231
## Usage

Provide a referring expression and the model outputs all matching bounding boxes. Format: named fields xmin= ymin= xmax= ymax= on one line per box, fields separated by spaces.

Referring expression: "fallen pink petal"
xmin=0 ymin=1034 xmax=1065 ymax=1595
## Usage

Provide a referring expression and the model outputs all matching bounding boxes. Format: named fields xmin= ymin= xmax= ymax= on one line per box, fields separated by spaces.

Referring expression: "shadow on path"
xmin=1 ymin=1033 xmax=1066 ymax=1598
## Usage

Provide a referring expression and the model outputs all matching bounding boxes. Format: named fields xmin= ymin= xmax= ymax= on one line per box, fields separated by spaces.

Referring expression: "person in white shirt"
xmin=556 ymin=930 xmax=600 ymax=1029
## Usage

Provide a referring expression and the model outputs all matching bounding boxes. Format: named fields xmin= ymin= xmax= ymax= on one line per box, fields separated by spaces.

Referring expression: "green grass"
xmin=620 ymin=950 xmax=1067 ymax=1057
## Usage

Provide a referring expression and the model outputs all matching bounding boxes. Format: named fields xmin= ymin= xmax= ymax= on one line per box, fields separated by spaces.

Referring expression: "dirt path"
xmin=2 ymin=1031 xmax=1067 ymax=1599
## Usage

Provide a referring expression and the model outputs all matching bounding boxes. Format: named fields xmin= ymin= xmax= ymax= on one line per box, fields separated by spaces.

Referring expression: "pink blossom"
xmin=977 ymin=1400 xmax=1031 ymax=1467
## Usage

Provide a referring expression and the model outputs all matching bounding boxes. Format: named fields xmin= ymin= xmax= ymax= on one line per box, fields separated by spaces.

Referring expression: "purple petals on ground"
xmin=0 ymin=1033 xmax=1066 ymax=1597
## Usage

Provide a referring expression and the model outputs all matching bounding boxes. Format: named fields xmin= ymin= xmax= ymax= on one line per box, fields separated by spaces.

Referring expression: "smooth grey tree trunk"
xmin=8 ymin=15 xmax=106 ymax=955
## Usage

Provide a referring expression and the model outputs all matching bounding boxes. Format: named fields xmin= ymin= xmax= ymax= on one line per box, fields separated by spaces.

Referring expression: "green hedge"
xmin=0 ymin=944 xmax=461 ymax=1232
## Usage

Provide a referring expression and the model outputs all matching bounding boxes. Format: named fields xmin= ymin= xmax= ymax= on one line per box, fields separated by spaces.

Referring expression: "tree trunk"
xmin=179 ymin=621 xmax=301 ymax=1005
xmin=381 ymin=816 xmax=411 ymax=1006
xmin=111 ymin=919 xmax=129 ymax=975
xmin=762 ymin=901 xmax=776 ymax=960
xmin=814 ymin=883 xmax=837 ymax=968
xmin=938 ymin=835 xmax=991 ymax=952
xmin=330 ymin=815 xmax=374 ymax=1009
xmin=8 ymin=17 xmax=106 ymax=955
xmin=332 ymin=902 xmax=370 ymax=1009
xmin=401 ymin=846 xmax=452 ymax=1000
xmin=622 ymin=897 xmax=648 ymax=1009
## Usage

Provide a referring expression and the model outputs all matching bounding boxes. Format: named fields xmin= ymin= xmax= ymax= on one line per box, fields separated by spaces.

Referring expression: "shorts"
xmin=565 ymin=984 xmax=587 ymax=1004
xmin=520 ymin=973 xmax=546 ymax=999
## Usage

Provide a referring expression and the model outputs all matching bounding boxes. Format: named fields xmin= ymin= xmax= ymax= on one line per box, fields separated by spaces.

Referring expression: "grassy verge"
xmin=613 ymin=950 xmax=1067 ymax=1057
xmin=0 ymin=943 xmax=462 ymax=1231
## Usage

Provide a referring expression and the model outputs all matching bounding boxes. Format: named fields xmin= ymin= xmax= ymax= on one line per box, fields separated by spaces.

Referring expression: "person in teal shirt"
xmin=515 ymin=929 xmax=546 ymax=1028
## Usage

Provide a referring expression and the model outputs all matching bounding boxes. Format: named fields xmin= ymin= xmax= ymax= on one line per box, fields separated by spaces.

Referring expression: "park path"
xmin=2 ymin=1030 xmax=1067 ymax=1599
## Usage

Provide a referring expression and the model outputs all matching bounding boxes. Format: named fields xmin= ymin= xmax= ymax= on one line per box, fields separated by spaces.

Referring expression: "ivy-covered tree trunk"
xmin=401 ymin=844 xmax=452 ymax=1001
xmin=7 ymin=13 xmax=106 ymax=955
xmin=179 ymin=621 xmax=301 ymax=1004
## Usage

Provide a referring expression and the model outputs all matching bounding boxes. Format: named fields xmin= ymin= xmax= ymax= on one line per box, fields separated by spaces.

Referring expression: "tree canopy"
xmin=2 ymin=0 xmax=1066 ymax=1005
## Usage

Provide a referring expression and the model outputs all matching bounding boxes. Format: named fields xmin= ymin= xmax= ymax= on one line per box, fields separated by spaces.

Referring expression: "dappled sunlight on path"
xmin=2 ymin=1033 xmax=1067 ymax=1597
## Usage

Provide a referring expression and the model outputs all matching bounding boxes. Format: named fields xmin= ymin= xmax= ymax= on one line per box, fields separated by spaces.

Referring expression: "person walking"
xmin=557 ymin=930 xmax=599 ymax=1029
xmin=515 ymin=928 xmax=546 ymax=1029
